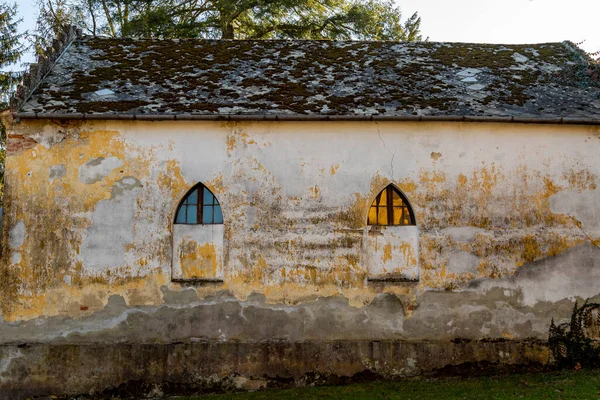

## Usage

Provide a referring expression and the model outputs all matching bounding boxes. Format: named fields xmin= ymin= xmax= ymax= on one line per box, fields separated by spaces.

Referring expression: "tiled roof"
xmin=15 ymin=35 xmax=600 ymax=121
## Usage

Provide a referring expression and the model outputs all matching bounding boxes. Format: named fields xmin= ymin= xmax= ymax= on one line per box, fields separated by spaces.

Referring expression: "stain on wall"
xmin=78 ymin=156 xmax=124 ymax=184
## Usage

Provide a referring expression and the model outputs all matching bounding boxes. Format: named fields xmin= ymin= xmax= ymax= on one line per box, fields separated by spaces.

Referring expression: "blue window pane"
xmin=176 ymin=185 xmax=224 ymax=225
xmin=213 ymin=205 xmax=223 ymax=224
xmin=203 ymin=188 xmax=214 ymax=205
xmin=202 ymin=206 xmax=213 ymax=224
xmin=176 ymin=207 xmax=186 ymax=223
xmin=187 ymin=206 xmax=197 ymax=223
xmin=187 ymin=189 xmax=198 ymax=205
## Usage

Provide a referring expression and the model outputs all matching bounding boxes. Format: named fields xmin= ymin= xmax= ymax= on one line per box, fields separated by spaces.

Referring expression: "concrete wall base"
xmin=0 ymin=339 xmax=549 ymax=399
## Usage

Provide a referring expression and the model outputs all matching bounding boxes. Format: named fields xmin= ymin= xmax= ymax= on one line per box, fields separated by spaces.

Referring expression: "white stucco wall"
xmin=2 ymin=119 xmax=600 ymax=337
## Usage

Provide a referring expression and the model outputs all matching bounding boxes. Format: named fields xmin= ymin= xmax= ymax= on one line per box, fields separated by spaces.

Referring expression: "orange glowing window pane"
xmin=377 ymin=207 xmax=387 ymax=225
xmin=393 ymin=207 xmax=403 ymax=225
xmin=367 ymin=185 xmax=415 ymax=226
xmin=368 ymin=207 xmax=378 ymax=225
xmin=392 ymin=191 xmax=404 ymax=207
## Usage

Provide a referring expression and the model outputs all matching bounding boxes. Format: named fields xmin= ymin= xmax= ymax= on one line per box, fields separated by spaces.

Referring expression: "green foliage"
xmin=0 ymin=1 xmax=25 ymax=207
xmin=0 ymin=1 xmax=25 ymax=109
xmin=549 ymin=300 xmax=600 ymax=369
xmin=33 ymin=0 xmax=86 ymax=57
xmin=0 ymin=121 xmax=5 ymax=199
xmin=342 ymin=0 xmax=422 ymax=41
xmin=567 ymin=42 xmax=600 ymax=89
xmin=33 ymin=0 xmax=423 ymax=42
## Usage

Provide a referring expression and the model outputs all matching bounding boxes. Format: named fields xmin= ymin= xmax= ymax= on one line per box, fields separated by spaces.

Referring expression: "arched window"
xmin=368 ymin=185 xmax=415 ymax=226
xmin=172 ymin=183 xmax=224 ymax=282
xmin=175 ymin=184 xmax=223 ymax=225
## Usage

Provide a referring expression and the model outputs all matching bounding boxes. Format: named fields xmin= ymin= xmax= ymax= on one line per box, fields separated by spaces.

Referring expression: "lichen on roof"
xmin=16 ymin=37 xmax=600 ymax=120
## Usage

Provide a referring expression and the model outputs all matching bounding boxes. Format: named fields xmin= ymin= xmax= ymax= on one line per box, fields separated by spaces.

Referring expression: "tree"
xmin=33 ymin=0 xmax=86 ymax=56
xmin=33 ymin=0 xmax=423 ymax=43
xmin=0 ymin=1 xmax=25 ymax=206
xmin=0 ymin=1 xmax=24 ymax=109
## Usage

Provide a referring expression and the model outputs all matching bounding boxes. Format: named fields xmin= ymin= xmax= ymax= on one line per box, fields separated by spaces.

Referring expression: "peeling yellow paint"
xmin=179 ymin=239 xmax=218 ymax=279
xmin=457 ymin=173 xmax=468 ymax=187
xmin=564 ymin=168 xmax=597 ymax=191
xmin=226 ymin=134 xmax=236 ymax=153
xmin=520 ymin=234 xmax=540 ymax=265
xmin=399 ymin=241 xmax=418 ymax=268
xmin=310 ymin=185 xmax=320 ymax=198
xmin=382 ymin=243 xmax=392 ymax=263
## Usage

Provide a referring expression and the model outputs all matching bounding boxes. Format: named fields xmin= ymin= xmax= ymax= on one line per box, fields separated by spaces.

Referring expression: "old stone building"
xmin=1 ymin=26 xmax=600 ymax=397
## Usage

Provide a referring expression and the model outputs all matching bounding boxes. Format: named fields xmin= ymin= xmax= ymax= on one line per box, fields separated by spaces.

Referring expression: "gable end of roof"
xmin=11 ymin=25 xmax=83 ymax=112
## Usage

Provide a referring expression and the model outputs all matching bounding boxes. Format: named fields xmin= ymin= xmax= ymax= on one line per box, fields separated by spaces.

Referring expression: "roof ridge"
xmin=11 ymin=25 xmax=83 ymax=112
xmin=80 ymin=36 xmax=566 ymax=47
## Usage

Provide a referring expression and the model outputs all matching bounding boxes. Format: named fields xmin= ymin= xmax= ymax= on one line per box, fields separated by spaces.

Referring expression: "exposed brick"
xmin=7 ymin=134 xmax=38 ymax=154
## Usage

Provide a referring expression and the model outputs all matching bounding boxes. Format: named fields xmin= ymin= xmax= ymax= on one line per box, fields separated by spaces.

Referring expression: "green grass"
xmin=178 ymin=370 xmax=600 ymax=399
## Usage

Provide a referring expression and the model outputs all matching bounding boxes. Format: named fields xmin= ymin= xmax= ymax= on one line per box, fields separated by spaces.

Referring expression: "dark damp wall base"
xmin=0 ymin=340 xmax=549 ymax=399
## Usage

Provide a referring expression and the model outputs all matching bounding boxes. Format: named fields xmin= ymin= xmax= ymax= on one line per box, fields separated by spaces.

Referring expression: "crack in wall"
xmin=375 ymin=122 xmax=395 ymax=178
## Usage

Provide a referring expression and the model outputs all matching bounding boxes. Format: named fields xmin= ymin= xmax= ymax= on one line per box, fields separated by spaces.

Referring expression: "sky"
xmin=12 ymin=0 xmax=600 ymax=67
xmin=397 ymin=0 xmax=599 ymax=53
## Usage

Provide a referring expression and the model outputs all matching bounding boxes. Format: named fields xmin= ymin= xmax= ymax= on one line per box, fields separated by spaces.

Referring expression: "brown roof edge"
xmin=12 ymin=112 xmax=600 ymax=125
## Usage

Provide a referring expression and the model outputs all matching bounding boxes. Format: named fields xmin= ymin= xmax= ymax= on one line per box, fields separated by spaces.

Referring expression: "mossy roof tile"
xmin=18 ymin=37 xmax=600 ymax=120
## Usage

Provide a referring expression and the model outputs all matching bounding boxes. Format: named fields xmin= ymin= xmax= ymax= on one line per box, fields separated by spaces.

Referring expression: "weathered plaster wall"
xmin=1 ymin=119 xmax=599 ymax=346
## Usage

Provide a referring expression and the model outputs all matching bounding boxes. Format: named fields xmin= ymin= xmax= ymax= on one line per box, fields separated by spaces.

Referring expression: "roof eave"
xmin=12 ymin=112 xmax=600 ymax=125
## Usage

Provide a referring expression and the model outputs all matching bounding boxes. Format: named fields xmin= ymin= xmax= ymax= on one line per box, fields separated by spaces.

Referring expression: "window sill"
xmin=367 ymin=276 xmax=419 ymax=283
xmin=172 ymin=277 xmax=224 ymax=284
